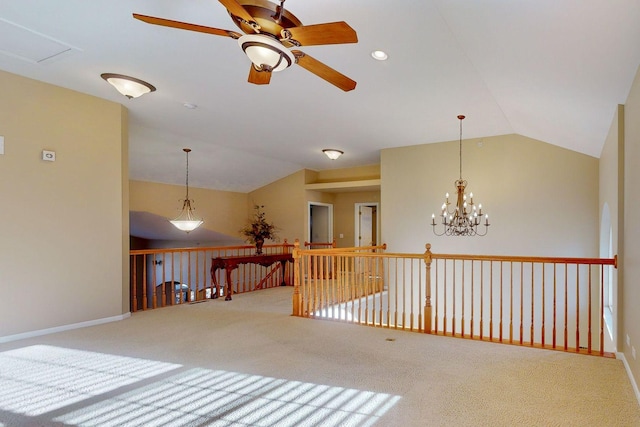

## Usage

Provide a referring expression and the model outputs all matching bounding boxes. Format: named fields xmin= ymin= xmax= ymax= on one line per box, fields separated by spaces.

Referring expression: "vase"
xmin=255 ymin=239 xmax=264 ymax=255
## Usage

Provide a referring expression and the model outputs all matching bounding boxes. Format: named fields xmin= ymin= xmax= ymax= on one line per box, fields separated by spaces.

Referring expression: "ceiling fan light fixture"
xmin=100 ymin=73 xmax=156 ymax=99
xmin=322 ymin=149 xmax=343 ymax=160
xmin=238 ymin=34 xmax=295 ymax=72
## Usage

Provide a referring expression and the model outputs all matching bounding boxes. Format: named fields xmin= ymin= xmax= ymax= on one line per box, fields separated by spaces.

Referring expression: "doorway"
xmin=308 ymin=202 xmax=333 ymax=245
xmin=355 ymin=203 xmax=379 ymax=247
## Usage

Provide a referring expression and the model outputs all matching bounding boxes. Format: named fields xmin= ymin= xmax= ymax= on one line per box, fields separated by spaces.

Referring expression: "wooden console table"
xmin=210 ymin=253 xmax=293 ymax=300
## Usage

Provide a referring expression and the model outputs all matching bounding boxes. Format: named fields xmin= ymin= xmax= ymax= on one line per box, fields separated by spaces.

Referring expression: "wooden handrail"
xmin=129 ymin=240 xmax=294 ymax=311
xmin=293 ymin=242 xmax=617 ymax=357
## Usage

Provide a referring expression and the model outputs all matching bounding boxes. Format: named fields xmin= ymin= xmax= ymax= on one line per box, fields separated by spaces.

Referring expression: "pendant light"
xmin=169 ymin=148 xmax=203 ymax=232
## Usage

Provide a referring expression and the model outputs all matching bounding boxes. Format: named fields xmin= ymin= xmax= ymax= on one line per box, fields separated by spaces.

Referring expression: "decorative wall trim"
xmin=0 ymin=313 xmax=131 ymax=344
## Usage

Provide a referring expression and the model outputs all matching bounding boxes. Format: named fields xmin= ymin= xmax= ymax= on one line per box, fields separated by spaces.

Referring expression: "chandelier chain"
xmin=459 ymin=117 xmax=463 ymax=180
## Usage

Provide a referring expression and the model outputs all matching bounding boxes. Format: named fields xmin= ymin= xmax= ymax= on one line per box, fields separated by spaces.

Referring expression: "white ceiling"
xmin=1 ymin=0 xmax=640 ymax=194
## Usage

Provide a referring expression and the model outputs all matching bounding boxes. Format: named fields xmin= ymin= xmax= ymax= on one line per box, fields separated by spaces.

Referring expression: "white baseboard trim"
xmin=0 ymin=313 xmax=131 ymax=344
xmin=617 ymin=352 xmax=640 ymax=407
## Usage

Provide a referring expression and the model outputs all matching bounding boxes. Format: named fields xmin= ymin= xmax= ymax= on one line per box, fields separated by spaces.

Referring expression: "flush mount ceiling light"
xmin=322 ymin=149 xmax=343 ymax=160
xmin=432 ymin=115 xmax=489 ymax=236
xmin=371 ymin=50 xmax=388 ymax=61
xmin=169 ymin=148 xmax=203 ymax=233
xmin=100 ymin=73 xmax=156 ymax=99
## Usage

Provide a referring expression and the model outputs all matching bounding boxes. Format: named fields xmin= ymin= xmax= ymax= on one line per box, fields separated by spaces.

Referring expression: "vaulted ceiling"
xmin=2 ymin=0 xmax=639 ymax=193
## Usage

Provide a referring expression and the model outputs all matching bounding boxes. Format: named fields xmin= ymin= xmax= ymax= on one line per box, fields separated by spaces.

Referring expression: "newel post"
xmin=424 ymin=243 xmax=433 ymax=333
xmin=292 ymin=239 xmax=302 ymax=316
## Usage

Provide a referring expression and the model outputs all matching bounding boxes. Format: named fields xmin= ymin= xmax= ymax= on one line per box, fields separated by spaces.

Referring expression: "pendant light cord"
xmin=183 ymin=148 xmax=191 ymax=200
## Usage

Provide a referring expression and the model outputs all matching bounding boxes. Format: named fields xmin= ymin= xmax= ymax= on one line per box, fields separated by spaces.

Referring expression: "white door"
xmin=355 ymin=203 xmax=378 ymax=247
xmin=358 ymin=206 xmax=373 ymax=247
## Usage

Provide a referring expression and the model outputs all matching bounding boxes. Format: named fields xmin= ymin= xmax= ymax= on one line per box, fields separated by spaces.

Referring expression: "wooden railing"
xmin=292 ymin=243 xmax=617 ymax=356
xmin=130 ymin=241 xmax=293 ymax=311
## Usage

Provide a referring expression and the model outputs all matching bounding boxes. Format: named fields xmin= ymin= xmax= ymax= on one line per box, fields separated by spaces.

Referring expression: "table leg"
xmin=211 ymin=268 xmax=220 ymax=299
xmin=225 ymin=268 xmax=233 ymax=301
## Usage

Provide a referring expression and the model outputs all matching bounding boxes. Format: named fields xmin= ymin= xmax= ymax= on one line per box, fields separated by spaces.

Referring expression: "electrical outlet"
xmin=633 ymin=346 xmax=637 ymax=360
xmin=627 ymin=334 xmax=631 ymax=346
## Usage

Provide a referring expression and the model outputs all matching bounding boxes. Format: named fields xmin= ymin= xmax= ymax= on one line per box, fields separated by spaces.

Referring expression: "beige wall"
xmin=248 ymin=170 xmax=307 ymax=244
xmin=333 ymin=191 xmax=381 ymax=248
xmin=381 ymin=134 xmax=599 ymax=257
xmin=130 ymin=180 xmax=248 ymax=242
xmin=622 ymin=65 xmax=640 ymax=389
xmin=315 ymin=164 xmax=380 ymax=182
xmin=0 ymin=70 xmax=127 ymax=339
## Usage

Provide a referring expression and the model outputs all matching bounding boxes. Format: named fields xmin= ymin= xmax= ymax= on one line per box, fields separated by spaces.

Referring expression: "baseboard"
xmin=617 ymin=352 xmax=640 ymax=407
xmin=0 ymin=313 xmax=131 ymax=344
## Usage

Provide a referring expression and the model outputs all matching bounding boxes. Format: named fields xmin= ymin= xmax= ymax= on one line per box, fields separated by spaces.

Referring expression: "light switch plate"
xmin=0 ymin=136 xmax=4 ymax=155
xmin=42 ymin=150 xmax=56 ymax=161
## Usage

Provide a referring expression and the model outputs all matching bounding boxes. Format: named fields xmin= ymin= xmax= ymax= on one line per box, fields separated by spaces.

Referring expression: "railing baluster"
xmin=541 ymin=263 xmax=545 ymax=348
xmin=461 ymin=260 xmax=465 ymax=338
xmin=452 ymin=259 xmax=456 ymax=337
xmin=142 ymin=254 xmax=148 ymax=310
xmin=564 ymin=263 xmax=568 ymax=351
xmin=131 ymin=255 xmax=138 ymax=312
xmin=519 ymin=262 xmax=524 ymax=345
xmin=588 ymin=265 xmax=592 ymax=353
xmin=490 ymin=261 xmax=494 ymax=342
xmin=576 ymin=265 xmax=580 ymax=352
xmin=470 ymin=260 xmax=475 ymax=339
xmin=499 ymin=261 xmax=503 ymax=343
xmin=553 ymin=263 xmax=557 ymax=349
xmin=530 ymin=262 xmax=534 ymax=346
xmin=480 ymin=261 xmax=484 ymax=340
xmin=434 ymin=259 xmax=439 ymax=334
xmin=600 ymin=265 xmax=605 ymax=355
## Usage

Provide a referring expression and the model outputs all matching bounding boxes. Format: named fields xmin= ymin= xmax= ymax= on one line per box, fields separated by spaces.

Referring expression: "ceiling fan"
xmin=133 ymin=0 xmax=358 ymax=91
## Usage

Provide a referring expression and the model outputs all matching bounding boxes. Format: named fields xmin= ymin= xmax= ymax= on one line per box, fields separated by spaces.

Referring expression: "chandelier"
xmin=432 ymin=115 xmax=489 ymax=236
xmin=169 ymin=148 xmax=203 ymax=233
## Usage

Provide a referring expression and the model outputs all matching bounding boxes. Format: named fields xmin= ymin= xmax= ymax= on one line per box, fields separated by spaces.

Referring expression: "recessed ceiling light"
xmin=371 ymin=50 xmax=388 ymax=61
xmin=183 ymin=102 xmax=198 ymax=109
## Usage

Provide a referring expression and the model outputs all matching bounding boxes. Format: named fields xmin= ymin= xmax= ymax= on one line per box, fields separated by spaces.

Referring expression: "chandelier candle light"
xmin=170 ymin=148 xmax=204 ymax=233
xmin=432 ymin=115 xmax=489 ymax=236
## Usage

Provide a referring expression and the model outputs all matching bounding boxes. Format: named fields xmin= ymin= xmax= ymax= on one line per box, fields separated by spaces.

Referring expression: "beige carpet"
xmin=1 ymin=287 xmax=639 ymax=426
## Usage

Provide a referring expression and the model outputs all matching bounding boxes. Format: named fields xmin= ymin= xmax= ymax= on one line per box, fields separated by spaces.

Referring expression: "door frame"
xmin=307 ymin=202 xmax=334 ymax=245
xmin=354 ymin=202 xmax=380 ymax=247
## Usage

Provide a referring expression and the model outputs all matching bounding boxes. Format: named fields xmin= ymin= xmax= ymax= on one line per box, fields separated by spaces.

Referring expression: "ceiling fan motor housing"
xmin=231 ymin=0 xmax=302 ymax=45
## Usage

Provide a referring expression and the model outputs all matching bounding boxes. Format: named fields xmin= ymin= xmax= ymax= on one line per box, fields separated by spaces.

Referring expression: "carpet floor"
xmin=1 ymin=287 xmax=639 ymax=426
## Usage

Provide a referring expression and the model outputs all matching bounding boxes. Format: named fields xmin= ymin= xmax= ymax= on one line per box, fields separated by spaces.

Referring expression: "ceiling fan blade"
xmin=218 ymin=0 xmax=258 ymax=26
xmin=248 ymin=65 xmax=272 ymax=85
xmin=133 ymin=13 xmax=241 ymax=38
xmin=284 ymin=22 xmax=357 ymax=47
xmin=292 ymin=51 xmax=356 ymax=92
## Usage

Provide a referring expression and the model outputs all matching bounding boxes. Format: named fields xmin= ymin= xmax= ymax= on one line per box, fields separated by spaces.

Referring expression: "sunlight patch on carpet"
xmin=55 ymin=367 xmax=401 ymax=426
xmin=0 ymin=345 xmax=401 ymax=426
xmin=0 ymin=345 xmax=181 ymax=416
